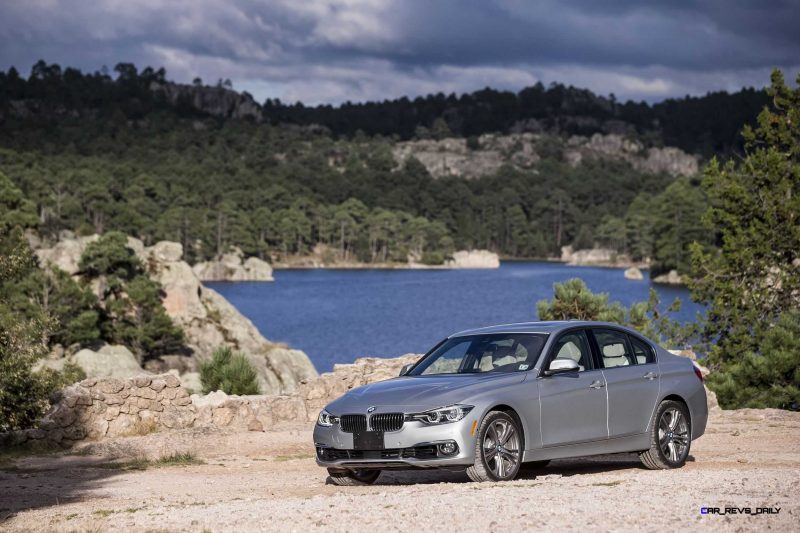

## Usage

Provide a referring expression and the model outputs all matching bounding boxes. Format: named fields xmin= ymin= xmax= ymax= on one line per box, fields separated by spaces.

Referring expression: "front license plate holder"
xmin=353 ymin=430 xmax=384 ymax=450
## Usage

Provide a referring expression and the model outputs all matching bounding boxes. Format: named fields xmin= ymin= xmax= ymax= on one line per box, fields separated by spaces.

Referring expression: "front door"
xmin=538 ymin=329 xmax=608 ymax=446
xmin=592 ymin=329 xmax=661 ymax=438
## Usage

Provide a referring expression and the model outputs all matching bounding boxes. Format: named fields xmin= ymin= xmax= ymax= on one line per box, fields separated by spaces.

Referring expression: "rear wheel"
xmin=466 ymin=411 xmax=522 ymax=482
xmin=327 ymin=468 xmax=381 ymax=486
xmin=640 ymin=400 xmax=691 ymax=470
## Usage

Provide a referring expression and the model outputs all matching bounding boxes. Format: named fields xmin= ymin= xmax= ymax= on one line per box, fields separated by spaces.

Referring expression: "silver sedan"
xmin=314 ymin=321 xmax=708 ymax=485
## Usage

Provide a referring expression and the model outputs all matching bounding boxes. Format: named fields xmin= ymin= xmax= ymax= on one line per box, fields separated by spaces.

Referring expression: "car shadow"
xmin=370 ymin=452 xmax=691 ymax=485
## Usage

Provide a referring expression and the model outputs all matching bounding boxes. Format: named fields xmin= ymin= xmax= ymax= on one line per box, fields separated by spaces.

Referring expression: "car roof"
xmin=449 ymin=320 xmax=628 ymax=338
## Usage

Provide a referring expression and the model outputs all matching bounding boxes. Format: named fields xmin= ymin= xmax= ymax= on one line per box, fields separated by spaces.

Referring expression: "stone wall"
xmin=2 ymin=374 xmax=195 ymax=449
xmin=1 ymin=355 xmax=422 ymax=448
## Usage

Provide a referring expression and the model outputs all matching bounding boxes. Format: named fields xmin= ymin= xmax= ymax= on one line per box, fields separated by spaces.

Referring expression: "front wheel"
xmin=640 ymin=400 xmax=691 ymax=470
xmin=327 ymin=468 xmax=381 ymax=486
xmin=466 ymin=411 xmax=523 ymax=482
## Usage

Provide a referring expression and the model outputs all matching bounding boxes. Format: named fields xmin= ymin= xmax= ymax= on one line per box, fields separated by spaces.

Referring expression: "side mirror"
xmin=544 ymin=358 xmax=580 ymax=376
xmin=399 ymin=363 xmax=414 ymax=376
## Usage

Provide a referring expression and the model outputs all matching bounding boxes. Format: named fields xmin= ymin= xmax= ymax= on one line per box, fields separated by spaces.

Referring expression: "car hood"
xmin=325 ymin=373 xmax=526 ymax=414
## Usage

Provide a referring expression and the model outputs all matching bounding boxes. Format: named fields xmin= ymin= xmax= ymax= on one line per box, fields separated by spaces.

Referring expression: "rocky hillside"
xmin=35 ymin=234 xmax=317 ymax=394
xmin=393 ymin=133 xmax=698 ymax=179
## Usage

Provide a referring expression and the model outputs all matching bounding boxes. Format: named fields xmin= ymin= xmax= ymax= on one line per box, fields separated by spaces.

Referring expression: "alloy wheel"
xmin=483 ymin=418 xmax=521 ymax=478
xmin=658 ymin=407 xmax=689 ymax=463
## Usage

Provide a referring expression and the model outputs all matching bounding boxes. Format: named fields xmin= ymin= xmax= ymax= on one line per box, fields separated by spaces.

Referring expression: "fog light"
xmin=438 ymin=441 xmax=458 ymax=456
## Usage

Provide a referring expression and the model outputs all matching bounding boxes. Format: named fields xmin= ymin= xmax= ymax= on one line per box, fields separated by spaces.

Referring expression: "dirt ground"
xmin=1 ymin=409 xmax=798 ymax=532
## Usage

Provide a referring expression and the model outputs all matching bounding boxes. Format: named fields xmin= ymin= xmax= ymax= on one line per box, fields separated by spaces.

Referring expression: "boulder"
xmin=70 ymin=345 xmax=145 ymax=379
xmin=445 ymin=250 xmax=500 ymax=269
xmin=192 ymin=248 xmax=274 ymax=281
xmin=624 ymin=267 xmax=644 ymax=280
xmin=653 ymin=270 xmax=683 ymax=285
xmin=562 ymin=246 xmax=627 ymax=266
xmin=179 ymin=371 xmax=202 ymax=394
xmin=35 ymin=235 xmax=98 ymax=275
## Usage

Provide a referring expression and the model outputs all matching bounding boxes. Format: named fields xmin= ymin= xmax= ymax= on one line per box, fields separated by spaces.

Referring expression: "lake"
xmin=207 ymin=262 xmax=701 ymax=373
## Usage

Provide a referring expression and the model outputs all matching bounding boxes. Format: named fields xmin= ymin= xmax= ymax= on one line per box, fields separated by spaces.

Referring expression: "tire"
xmin=640 ymin=400 xmax=691 ymax=470
xmin=466 ymin=411 xmax=523 ymax=482
xmin=326 ymin=468 xmax=381 ymax=486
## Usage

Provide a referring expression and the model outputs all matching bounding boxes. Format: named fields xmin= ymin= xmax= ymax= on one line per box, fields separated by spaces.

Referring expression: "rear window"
xmin=629 ymin=335 xmax=655 ymax=364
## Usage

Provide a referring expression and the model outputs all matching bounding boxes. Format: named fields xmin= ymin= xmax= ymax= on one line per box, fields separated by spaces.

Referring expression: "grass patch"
xmin=127 ymin=419 xmax=159 ymax=437
xmin=93 ymin=509 xmax=114 ymax=517
xmin=65 ymin=513 xmax=79 ymax=520
xmin=154 ymin=452 xmax=205 ymax=467
xmin=591 ymin=480 xmax=623 ymax=487
xmin=94 ymin=452 xmax=204 ymax=471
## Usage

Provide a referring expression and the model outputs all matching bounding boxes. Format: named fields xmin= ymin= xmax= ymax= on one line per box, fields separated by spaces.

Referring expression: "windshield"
xmin=408 ymin=333 xmax=548 ymax=375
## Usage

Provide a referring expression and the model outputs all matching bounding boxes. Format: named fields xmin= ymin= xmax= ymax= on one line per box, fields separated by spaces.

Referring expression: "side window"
xmin=594 ymin=329 xmax=636 ymax=368
xmin=629 ymin=336 xmax=655 ymax=364
xmin=550 ymin=330 xmax=593 ymax=371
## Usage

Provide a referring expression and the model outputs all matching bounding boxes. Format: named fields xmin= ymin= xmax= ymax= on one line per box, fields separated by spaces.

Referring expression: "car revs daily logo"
xmin=701 ymin=507 xmax=781 ymax=515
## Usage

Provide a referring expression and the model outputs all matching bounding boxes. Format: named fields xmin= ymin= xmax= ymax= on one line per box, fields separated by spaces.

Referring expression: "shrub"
xmin=420 ymin=251 xmax=445 ymax=265
xmin=706 ymin=311 xmax=800 ymax=410
xmin=536 ymin=278 xmax=693 ymax=348
xmin=200 ymin=346 xmax=261 ymax=395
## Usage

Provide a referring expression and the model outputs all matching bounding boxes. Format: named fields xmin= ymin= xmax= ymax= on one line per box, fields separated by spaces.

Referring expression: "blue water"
xmin=207 ymin=262 xmax=701 ymax=373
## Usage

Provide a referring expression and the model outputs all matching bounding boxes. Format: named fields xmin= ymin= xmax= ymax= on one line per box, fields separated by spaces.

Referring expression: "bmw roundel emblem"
xmin=367 ymin=406 xmax=376 ymax=413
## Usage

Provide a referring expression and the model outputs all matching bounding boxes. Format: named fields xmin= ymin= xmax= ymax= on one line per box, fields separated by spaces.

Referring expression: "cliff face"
xmin=35 ymin=235 xmax=317 ymax=394
xmin=149 ymin=81 xmax=262 ymax=121
xmin=393 ymin=132 xmax=698 ymax=179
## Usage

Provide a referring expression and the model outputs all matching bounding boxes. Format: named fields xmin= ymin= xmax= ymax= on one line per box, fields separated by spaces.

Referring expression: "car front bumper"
xmin=313 ymin=417 xmax=477 ymax=470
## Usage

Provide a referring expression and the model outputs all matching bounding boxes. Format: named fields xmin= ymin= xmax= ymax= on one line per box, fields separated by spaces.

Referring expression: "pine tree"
xmin=689 ymin=70 xmax=800 ymax=365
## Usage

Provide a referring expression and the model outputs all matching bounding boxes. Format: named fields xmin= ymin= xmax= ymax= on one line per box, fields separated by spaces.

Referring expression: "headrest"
xmin=602 ymin=343 xmax=625 ymax=357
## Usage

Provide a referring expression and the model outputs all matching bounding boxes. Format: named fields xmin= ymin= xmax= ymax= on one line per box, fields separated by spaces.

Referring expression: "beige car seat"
xmin=602 ymin=343 xmax=630 ymax=367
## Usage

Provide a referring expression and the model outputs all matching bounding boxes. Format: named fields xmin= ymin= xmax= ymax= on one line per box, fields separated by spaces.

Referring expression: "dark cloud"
xmin=0 ymin=0 xmax=797 ymax=104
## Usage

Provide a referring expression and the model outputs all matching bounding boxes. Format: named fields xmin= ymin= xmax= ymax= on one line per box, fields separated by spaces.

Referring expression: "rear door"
xmin=538 ymin=329 xmax=608 ymax=446
xmin=591 ymin=329 xmax=660 ymax=438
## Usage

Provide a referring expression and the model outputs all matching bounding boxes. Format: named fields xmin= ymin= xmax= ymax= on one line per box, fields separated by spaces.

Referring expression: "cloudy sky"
xmin=1 ymin=0 xmax=798 ymax=105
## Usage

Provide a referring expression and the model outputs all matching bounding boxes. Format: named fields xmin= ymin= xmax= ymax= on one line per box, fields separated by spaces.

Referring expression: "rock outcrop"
xmin=141 ymin=241 xmax=315 ymax=393
xmin=624 ymin=267 xmax=644 ymax=280
xmin=561 ymin=245 xmax=634 ymax=267
xmin=75 ymin=345 xmax=143 ymax=378
xmin=149 ymin=81 xmax=262 ymax=121
xmin=35 ymin=344 xmax=146 ymax=379
xmin=393 ymin=132 xmax=698 ymax=180
xmin=192 ymin=248 xmax=274 ymax=281
xmin=445 ymin=250 xmax=501 ymax=269
xmin=652 ymin=269 xmax=684 ymax=285
xmin=393 ymin=134 xmax=540 ymax=179
xmin=564 ymin=134 xmax=698 ymax=177
xmin=34 ymin=234 xmax=317 ymax=394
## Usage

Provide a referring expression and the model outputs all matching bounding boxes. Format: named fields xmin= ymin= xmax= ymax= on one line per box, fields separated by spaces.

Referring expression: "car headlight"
xmin=410 ymin=404 xmax=474 ymax=425
xmin=317 ymin=409 xmax=339 ymax=427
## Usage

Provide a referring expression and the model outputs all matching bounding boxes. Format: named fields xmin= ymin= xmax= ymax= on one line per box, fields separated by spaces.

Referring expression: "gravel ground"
xmin=1 ymin=409 xmax=798 ymax=532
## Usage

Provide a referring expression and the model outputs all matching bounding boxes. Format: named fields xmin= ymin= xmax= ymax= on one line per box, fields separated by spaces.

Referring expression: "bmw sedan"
xmin=314 ymin=321 xmax=708 ymax=485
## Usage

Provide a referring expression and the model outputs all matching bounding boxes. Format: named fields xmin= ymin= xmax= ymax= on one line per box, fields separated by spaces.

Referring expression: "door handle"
xmin=589 ymin=380 xmax=605 ymax=389
xmin=643 ymin=372 xmax=658 ymax=380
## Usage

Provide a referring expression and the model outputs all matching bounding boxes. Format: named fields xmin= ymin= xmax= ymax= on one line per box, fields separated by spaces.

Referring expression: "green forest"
xmin=0 ymin=61 xmax=739 ymax=272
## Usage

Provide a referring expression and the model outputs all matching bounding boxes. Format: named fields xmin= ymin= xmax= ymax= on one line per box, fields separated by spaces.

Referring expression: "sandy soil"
xmin=1 ymin=409 xmax=798 ymax=532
